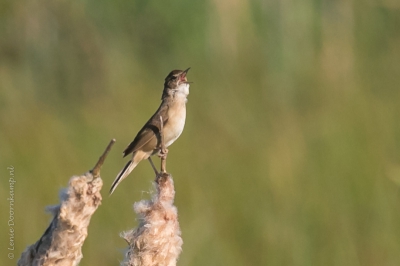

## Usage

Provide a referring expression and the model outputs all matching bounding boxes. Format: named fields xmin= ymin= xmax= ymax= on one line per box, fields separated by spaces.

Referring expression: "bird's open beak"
xmin=181 ymin=67 xmax=190 ymax=78
xmin=181 ymin=67 xmax=192 ymax=83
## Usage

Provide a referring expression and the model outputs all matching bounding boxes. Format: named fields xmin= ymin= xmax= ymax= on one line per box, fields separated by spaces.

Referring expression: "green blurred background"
xmin=1 ymin=0 xmax=400 ymax=265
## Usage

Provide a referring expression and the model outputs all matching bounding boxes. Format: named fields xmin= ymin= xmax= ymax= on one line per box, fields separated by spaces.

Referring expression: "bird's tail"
xmin=109 ymin=160 xmax=138 ymax=195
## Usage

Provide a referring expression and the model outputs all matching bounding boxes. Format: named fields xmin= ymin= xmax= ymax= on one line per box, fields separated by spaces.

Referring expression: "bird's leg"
xmin=159 ymin=116 xmax=167 ymax=173
xmin=148 ymin=157 xmax=159 ymax=175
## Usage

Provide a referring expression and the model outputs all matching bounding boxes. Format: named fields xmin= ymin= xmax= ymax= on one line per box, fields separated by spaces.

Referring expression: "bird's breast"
xmin=164 ymin=100 xmax=186 ymax=147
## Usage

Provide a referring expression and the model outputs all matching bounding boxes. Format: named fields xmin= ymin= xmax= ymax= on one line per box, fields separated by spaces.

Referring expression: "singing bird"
xmin=110 ymin=68 xmax=191 ymax=195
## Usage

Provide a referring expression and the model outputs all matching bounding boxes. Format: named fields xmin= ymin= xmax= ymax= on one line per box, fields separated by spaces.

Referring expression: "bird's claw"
xmin=158 ymin=148 xmax=169 ymax=159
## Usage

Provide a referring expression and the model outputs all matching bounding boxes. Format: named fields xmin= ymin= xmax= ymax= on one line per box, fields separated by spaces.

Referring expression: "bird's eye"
xmin=171 ymin=76 xmax=177 ymax=80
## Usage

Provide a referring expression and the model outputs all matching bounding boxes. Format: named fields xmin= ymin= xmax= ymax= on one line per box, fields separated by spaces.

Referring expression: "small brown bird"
xmin=110 ymin=68 xmax=191 ymax=195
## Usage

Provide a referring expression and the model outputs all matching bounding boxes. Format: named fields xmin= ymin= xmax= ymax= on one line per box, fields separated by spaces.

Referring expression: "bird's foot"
xmin=158 ymin=148 xmax=169 ymax=159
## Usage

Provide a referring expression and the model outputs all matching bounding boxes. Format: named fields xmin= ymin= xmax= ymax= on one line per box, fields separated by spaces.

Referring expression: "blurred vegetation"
xmin=1 ymin=0 xmax=400 ymax=265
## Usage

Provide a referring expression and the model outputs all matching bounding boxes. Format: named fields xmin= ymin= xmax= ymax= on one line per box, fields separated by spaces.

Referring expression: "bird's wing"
xmin=122 ymin=102 xmax=169 ymax=157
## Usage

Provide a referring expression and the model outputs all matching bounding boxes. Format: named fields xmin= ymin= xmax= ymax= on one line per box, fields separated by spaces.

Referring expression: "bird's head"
xmin=162 ymin=68 xmax=191 ymax=99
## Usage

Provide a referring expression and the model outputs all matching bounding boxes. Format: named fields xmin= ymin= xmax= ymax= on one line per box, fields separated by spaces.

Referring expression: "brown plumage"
xmin=110 ymin=68 xmax=191 ymax=195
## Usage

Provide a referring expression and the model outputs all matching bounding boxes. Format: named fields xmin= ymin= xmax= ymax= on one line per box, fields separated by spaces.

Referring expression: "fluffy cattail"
xmin=121 ymin=173 xmax=183 ymax=266
xmin=18 ymin=174 xmax=103 ymax=266
xmin=18 ymin=139 xmax=114 ymax=266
